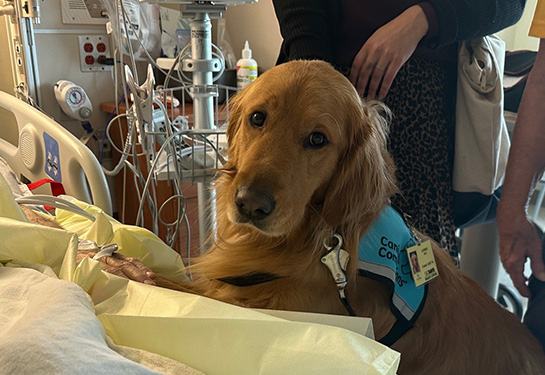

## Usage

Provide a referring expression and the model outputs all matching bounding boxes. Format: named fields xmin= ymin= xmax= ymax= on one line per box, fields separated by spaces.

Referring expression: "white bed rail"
xmin=0 ymin=91 xmax=112 ymax=215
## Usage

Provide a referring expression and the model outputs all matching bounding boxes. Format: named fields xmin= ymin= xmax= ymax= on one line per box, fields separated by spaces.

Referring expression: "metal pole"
xmin=190 ymin=12 xmax=215 ymax=129
xmin=186 ymin=8 xmax=219 ymax=252
xmin=460 ymin=221 xmax=501 ymax=298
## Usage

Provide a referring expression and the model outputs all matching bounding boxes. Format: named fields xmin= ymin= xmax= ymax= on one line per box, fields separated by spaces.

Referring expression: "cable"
xmin=134 ymin=128 xmax=190 ymax=227
xmin=16 ymin=195 xmax=96 ymax=222
xmin=99 ymin=93 xmax=125 ymax=164
xmin=102 ymin=113 xmax=132 ymax=176
xmin=117 ymin=0 xmax=189 ymax=87
xmin=119 ymin=0 xmax=139 ymax=84
xmin=158 ymin=193 xmax=186 ymax=243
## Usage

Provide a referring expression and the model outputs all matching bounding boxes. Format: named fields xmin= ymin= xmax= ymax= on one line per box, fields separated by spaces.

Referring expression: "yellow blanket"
xmin=0 ymin=172 xmax=400 ymax=375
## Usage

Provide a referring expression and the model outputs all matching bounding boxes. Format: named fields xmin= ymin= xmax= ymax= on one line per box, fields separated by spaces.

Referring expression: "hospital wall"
xmin=31 ymin=1 xmax=115 ymax=138
xmin=497 ymin=0 xmax=539 ymax=51
xmin=0 ymin=1 xmax=115 ymax=143
xmin=224 ymin=0 xmax=282 ymax=71
xmin=0 ymin=15 xmax=18 ymax=148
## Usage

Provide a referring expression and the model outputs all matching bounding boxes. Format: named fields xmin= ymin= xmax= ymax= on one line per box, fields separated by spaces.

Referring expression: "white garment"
xmin=454 ymin=35 xmax=510 ymax=194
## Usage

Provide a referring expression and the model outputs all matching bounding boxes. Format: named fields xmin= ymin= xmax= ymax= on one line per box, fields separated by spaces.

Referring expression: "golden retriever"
xmin=158 ymin=60 xmax=544 ymax=374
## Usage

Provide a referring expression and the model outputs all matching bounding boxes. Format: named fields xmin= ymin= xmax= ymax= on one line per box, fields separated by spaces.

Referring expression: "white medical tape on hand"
xmin=78 ymin=239 xmax=99 ymax=251
xmin=92 ymin=243 xmax=119 ymax=260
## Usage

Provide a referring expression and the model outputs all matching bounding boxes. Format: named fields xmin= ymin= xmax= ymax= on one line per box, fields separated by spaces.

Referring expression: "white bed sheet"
xmin=0 ymin=266 xmax=202 ymax=375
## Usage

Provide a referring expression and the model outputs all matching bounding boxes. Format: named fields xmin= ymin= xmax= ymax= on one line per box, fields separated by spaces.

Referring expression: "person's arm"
xmin=272 ymin=0 xmax=337 ymax=63
xmin=348 ymin=4 xmax=430 ymax=99
xmin=349 ymin=0 xmax=526 ymax=99
xmin=425 ymin=0 xmax=526 ymax=47
xmin=497 ymin=39 xmax=545 ymax=298
xmin=20 ymin=204 xmax=157 ymax=284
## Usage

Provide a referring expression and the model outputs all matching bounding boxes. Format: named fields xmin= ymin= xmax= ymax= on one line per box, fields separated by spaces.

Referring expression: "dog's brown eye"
xmin=249 ymin=111 xmax=266 ymax=127
xmin=306 ymin=132 xmax=328 ymax=149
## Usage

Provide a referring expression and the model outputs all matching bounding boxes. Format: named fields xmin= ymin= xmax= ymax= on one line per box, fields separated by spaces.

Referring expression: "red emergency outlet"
xmin=83 ymin=43 xmax=93 ymax=53
xmin=85 ymin=55 xmax=95 ymax=65
xmin=96 ymin=43 xmax=107 ymax=53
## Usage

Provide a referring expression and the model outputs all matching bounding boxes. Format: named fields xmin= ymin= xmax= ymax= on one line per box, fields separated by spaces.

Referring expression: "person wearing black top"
xmin=273 ymin=0 xmax=526 ymax=263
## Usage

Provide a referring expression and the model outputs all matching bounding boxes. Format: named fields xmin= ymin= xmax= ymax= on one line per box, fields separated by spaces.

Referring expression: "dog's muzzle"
xmin=235 ymin=186 xmax=276 ymax=221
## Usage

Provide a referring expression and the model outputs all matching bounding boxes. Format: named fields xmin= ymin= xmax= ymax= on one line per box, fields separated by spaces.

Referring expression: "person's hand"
xmin=349 ymin=5 xmax=429 ymax=100
xmin=498 ymin=209 xmax=545 ymax=297
xmin=77 ymin=250 xmax=157 ymax=285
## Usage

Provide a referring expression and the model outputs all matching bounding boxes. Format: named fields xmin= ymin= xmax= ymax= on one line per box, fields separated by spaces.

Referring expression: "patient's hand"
xmin=77 ymin=250 xmax=156 ymax=285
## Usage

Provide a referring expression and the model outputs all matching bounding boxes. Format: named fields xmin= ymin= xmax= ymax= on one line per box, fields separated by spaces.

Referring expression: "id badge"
xmin=407 ymin=239 xmax=439 ymax=287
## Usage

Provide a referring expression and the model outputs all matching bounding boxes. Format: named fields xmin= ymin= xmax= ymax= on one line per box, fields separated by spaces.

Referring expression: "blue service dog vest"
xmin=357 ymin=206 xmax=428 ymax=330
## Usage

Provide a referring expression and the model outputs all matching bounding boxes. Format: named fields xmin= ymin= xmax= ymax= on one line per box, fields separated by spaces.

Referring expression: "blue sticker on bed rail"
xmin=43 ymin=132 xmax=62 ymax=182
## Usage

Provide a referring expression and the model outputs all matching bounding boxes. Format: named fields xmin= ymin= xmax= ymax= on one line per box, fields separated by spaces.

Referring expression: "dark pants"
xmin=523 ymin=239 xmax=545 ymax=351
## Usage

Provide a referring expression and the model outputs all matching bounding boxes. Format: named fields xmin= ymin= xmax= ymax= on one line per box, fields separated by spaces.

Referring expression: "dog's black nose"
xmin=235 ymin=186 xmax=276 ymax=220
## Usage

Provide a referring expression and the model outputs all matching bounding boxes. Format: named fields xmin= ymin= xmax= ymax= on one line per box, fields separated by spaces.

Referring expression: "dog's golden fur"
xmin=156 ymin=60 xmax=545 ymax=374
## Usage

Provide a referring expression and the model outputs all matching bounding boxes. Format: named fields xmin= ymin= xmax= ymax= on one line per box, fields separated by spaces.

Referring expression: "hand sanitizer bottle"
xmin=236 ymin=40 xmax=258 ymax=91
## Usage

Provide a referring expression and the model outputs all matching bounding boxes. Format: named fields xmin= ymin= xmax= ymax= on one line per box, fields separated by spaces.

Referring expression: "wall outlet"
xmin=78 ymin=35 xmax=112 ymax=72
xmin=12 ymin=36 xmax=24 ymax=75
xmin=95 ymin=128 xmax=112 ymax=155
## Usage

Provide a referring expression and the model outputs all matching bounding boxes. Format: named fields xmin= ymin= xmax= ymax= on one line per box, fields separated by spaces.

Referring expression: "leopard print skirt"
xmin=383 ymin=58 xmax=459 ymax=263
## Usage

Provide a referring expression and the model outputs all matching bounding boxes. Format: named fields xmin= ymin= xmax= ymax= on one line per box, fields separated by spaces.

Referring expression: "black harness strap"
xmin=338 ymin=282 xmax=416 ymax=347
xmin=377 ymin=319 xmax=414 ymax=347
xmin=339 ymin=295 xmax=357 ymax=317
xmin=217 ymin=272 xmax=281 ymax=287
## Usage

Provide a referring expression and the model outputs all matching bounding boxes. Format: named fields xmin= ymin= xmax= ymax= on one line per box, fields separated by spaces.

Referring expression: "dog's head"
xmin=218 ymin=60 xmax=396 ymax=239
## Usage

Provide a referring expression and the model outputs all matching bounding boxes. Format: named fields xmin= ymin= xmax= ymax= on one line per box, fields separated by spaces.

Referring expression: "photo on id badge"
xmin=409 ymin=250 xmax=421 ymax=274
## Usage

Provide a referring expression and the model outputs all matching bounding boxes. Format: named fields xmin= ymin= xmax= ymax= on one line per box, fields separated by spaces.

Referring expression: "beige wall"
xmin=0 ymin=1 xmax=116 ymax=139
xmin=497 ymin=0 xmax=539 ymax=51
xmin=224 ymin=0 xmax=282 ymax=71
xmin=0 ymin=15 xmax=16 ymax=95
xmin=0 ymin=13 xmax=19 ymax=146
xmin=0 ymin=2 xmax=117 ymax=139
xmin=32 ymin=1 xmax=115 ymax=137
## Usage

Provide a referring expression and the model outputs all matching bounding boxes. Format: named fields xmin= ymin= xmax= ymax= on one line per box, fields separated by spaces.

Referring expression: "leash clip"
xmin=321 ymin=234 xmax=356 ymax=316
xmin=321 ymin=234 xmax=350 ymax=290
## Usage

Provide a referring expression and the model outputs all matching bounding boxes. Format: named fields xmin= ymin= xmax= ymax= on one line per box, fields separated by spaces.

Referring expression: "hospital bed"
xmin=0 ymin=91 xmax=400 ymax=375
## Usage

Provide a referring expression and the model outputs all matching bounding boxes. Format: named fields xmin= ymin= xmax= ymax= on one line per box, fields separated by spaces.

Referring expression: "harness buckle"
xmin=321 ymin=234 xmax=356 ymax=316
xmin=321 ymin=234 xmax=350 ymax=290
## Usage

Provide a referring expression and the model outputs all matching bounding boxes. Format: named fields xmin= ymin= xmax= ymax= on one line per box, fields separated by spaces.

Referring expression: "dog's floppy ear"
xmin=224 ymin=88 xmax=249 ymax=169
xmin=226 ymin=90 xmax=246 ymax=143
xmin=320 ymin=101 xmax=397 ymax=233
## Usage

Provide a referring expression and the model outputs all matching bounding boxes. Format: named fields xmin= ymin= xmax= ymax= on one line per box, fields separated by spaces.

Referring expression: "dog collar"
xmin=217 ymin=272 xmax=281 ymax=287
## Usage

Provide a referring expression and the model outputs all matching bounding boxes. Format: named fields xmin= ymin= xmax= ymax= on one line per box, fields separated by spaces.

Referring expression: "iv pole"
xmin=148 ymin=0 xmax=256 ymax=252
xmin=180 ymin=3 xmax=225 ymax=252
